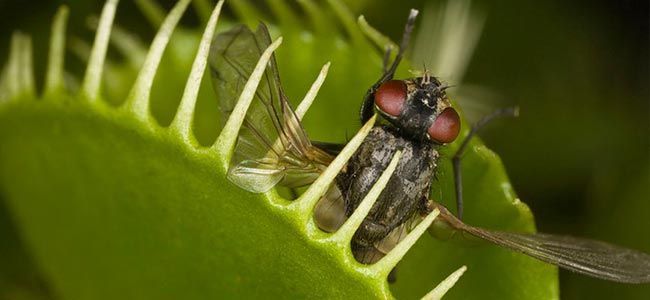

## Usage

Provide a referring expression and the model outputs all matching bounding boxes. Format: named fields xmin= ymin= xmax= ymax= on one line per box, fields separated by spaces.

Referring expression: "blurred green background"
xmin=0 ymin=0 xmax=647 ymax=299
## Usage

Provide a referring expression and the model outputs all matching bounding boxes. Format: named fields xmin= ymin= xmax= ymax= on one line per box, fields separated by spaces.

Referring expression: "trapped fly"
xmin=208 ymin=11 xmax=650 ymax=284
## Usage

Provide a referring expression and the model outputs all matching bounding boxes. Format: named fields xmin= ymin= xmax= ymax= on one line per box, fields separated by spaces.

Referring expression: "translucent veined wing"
xmin=314 ymin=184 xmax=347 ymax=232
xmin=209 ymin=24 xmax=333 ymax=193
xmin=433 ymin=203 xmax=650 ymax=283
xmin=374 ymin=216 xmax=419 ymax=254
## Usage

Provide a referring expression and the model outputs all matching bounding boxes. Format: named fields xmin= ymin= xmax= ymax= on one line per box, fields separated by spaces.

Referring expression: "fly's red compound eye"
xmin=375 ymin=80 xmax=407 ymax=118
xmin=428 ymin=107 xmax=460 ymax=143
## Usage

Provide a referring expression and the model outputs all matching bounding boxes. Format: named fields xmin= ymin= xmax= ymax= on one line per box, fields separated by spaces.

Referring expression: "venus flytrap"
xmin=0 ymin=0 xmax=559 ymax=299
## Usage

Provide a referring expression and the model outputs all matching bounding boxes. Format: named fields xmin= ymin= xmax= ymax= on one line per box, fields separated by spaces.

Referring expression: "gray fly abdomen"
xmin=336 ymin=126 xmax=438 ymax=263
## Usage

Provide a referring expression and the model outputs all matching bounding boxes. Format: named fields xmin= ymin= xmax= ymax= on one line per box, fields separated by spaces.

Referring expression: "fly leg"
xmin=382 ymin=47 xmax=392 ymax=74
xmin=360 ymin=9 xmax=419 ymax=123
xmin=452 ymin=107 xmax=519 ymax=220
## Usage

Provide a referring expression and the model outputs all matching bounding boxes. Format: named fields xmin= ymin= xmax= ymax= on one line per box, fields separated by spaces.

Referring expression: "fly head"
xmin=374 ymin=75 xmax=460 ymax=144
xmin=359 ymin=9 xmax=461 ymax=145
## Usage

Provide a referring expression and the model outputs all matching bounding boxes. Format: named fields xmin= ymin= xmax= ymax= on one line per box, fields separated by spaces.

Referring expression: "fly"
xmin=208 ymin=12 xmax=650 ymax=284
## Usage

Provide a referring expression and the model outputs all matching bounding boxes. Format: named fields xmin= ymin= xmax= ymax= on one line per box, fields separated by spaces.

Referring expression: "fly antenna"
xmin=382 ymin=46 xmax=392 ymax=74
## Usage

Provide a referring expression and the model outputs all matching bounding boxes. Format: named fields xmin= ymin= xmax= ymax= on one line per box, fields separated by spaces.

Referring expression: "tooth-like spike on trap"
xmin=123 ymin=0 xmax=191 ymax=120
xmin=370 ymin=209 xmax=440 ymax=277
xmin=1 ymin=32 xmax=34 ymax=101
xmin=86 ymin=16 xmax=147 ymax=69
xmin=1 ymin=33 xmax=19 ymax=100
xmin=44 ymin=6 xmax=69 ymax=96
xmin=262 ymin=62 xmax=330 ymax=158
xmin=213 ymin=37 xmax=284 ymax=168
xmin=170 ymin=0 xmax=225 ymax=142
xmin=6 ymin=33 xmax=19 ymax=98
xmin=422 ymin=265 xmax=468 ymax=300
xmin=291 ymin=115 xmax=377 ymax=221
xmin=19 ymin=34 xmax=35 ymax=99
xmin=81 ymin=0 xmax=117 ymax=102
xmin=295 ymin=62 xmax=330 ymax=119
xmin=329 ymin=150 xmax=402 ymax=244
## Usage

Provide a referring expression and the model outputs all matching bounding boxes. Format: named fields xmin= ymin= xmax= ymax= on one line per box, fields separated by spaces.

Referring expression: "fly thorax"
xmin=396 ymin=88 xmax=438 ymax=141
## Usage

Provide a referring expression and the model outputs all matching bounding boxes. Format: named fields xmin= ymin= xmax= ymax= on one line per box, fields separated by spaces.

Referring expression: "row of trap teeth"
xmin=219 ymin=37 xmax=464 ymax=300
xmin=0 ymin=0 xmax=466 ymax=298
xmin=213 ymin=4 xmax=466 ymax=296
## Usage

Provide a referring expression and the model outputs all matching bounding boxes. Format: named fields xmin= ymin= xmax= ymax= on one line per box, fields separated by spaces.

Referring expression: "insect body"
xmin=209 ymin=12 xmax=650 ymax=284
xmin=334 ymin=125 xmax=437 ymax=263
xmin=319 ymin=75 xmax=459 ymax=264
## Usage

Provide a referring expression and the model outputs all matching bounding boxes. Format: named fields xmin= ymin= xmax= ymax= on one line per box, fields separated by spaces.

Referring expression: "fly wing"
xmin=459 ymin=224 xmax=650 ymax=283
xmin=434 ymin=204 xmax=650 ymax=283
xmin=374 ymin=216 xmax=419 ymax=255
xmin=209 ymin=24 xmax=334 ymax=193
xmin=314 ymin=184 xmax=346 ymax=232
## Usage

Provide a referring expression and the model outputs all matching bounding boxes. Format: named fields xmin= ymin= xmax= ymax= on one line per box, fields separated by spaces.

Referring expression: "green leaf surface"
xmin=0 ymin=1 xmax=558 ymax=299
